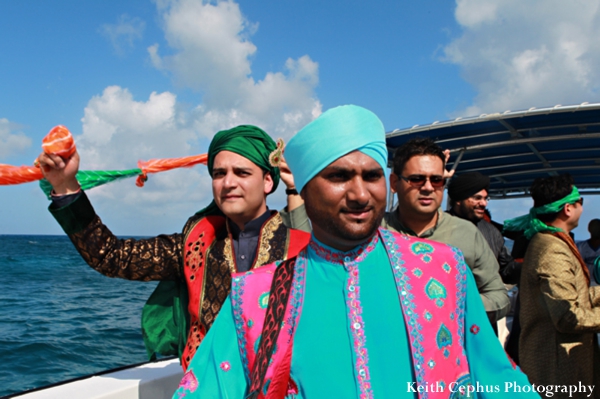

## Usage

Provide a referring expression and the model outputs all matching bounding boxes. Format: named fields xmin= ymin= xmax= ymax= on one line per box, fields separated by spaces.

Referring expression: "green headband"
xmin=503 ymin=186 xmax=581 ymax=239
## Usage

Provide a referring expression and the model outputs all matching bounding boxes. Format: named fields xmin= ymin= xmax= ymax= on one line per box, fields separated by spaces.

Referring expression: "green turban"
xmin=196 ymin=125 xmax=279 ymax=218
xmin=207 ymin=125 xmax=280 ymax=192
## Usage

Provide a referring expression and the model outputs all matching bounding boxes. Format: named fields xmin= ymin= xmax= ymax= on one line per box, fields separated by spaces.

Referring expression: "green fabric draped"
xmin=503 ymin=186 xmax=581 ymax=239
xmin=141 ymin=280 xmax=190 ymax=361
xmin=39 ymin=169 xmax=142 ymax=199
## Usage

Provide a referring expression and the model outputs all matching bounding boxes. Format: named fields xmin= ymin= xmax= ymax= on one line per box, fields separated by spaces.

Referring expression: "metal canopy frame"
xmin=385 ymin=103 xmax=600 ymax=199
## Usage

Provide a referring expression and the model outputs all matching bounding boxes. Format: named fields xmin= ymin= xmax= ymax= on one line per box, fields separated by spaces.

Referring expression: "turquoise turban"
xmin=285 ymin=105 xmax=388 ymax=192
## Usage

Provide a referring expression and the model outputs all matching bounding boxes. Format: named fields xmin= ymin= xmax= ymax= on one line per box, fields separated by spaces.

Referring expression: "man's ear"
xmin=389 ymin=173 xmax=399 ymax=194
xmin=263 ymin=172 xmax=274 ymax=195
xmin=563 ymin=203 xmax=573 ymax=217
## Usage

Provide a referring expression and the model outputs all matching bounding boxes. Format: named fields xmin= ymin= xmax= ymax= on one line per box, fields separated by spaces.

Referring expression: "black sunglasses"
xmin=400 ymin=174 xmax=447 ymax=188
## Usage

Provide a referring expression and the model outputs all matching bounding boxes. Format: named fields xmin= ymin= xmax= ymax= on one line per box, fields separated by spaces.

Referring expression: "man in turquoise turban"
xmin=38 ymin=125 xmax=310 ymax=371
xmin=175 ymin=105 xmax=536 ymax=399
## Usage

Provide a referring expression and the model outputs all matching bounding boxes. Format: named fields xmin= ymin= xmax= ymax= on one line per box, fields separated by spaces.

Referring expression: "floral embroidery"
xmin=178 ymin=370 xmax=198 ymax=392
xmin=381 ymin=229 xmax=429 ymax=389
xmin=345 ymin=262 xmax=373 ymax=398
xmin=308 ymin=233 xmax=379 ymax=266
xmin=425 ymin=278 xmax=447 ymax=307
xmin=452 ymin=247 xmax=468 ymax=357
xmin=310 ymin=232 xmax=378 ymax=398
xmin=436 ymin=323 xmax=452 ymax=350
xmin=220 ymin=361 xmax=231 ymax=372
xmin=424 ymin=310 xmax=432 ymax=321
xmin=470 ymin=324 xmax=480 ymax=335
xmin=285 ymin=250 xmax=307 ymax=338
xmin=258 ymin=292 xmax=270 ymax=309
xmin=382 ymin=229 xmax=473 ymax=398
xmin=411 ymin=242 xmax=434 ymax=255
xmin=230 ymin=275 xmax=251 ymax=379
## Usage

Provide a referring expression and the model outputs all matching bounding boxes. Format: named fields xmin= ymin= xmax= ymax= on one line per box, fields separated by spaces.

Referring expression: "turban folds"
xmin=207 ymin=125 xmax=280 ymax=193
xmin=504 ymin=185 xmax=581 ymax=239
xmin=447 ymin=172 xmax=490 ymax=202
xmin=285 ymin=105 xmax=388 ymax=192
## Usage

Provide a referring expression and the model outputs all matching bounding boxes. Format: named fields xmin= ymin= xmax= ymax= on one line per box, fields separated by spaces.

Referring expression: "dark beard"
xmin=458 ymin=201 xmax=483 ymax=224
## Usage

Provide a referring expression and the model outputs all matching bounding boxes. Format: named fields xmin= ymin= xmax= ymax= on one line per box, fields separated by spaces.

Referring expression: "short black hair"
xmin=392 ymin=137 xmax=445 ymax=175
xmin=529 ymin=174 xmax=574 ymax=223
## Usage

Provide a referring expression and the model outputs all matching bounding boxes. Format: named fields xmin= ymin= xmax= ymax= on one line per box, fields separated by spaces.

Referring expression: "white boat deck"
xmin=11 ymin=358 xmax=183 ymax=399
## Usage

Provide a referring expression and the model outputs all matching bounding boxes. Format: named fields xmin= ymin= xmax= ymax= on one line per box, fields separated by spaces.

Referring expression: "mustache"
xmin=342 ymin=203 xmax=373 ymax=212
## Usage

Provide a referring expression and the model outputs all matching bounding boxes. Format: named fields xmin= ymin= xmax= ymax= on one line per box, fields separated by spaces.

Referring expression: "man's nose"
xmin=222 ymin=172 xmax=236 ymax=187
xmin=347 ymin=178 xmax=369 ymax=204
xmin=420 ymin=178 xmax=435 ymax=192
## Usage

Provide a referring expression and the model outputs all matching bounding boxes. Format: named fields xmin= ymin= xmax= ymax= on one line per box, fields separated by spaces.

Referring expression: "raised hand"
xmin=36 ymin=151 xmax=81 ymax=195
xmin=278 ymin=155 xmax=296 ymax=191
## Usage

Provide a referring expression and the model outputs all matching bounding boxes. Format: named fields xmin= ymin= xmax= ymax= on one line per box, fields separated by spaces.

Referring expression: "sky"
xmin=1 ymin=0 xmax=599 ymax=239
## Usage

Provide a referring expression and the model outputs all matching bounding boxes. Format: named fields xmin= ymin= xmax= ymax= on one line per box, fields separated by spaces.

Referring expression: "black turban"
xmin=447 ymin=172 xmax=490 ymax=201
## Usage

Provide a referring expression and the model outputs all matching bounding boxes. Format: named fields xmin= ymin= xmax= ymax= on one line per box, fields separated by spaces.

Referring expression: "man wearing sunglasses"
xmin=505 ymin=174 xmax=599 ymax=394
xmin=383 ymin=138 xmax=510 ymax=325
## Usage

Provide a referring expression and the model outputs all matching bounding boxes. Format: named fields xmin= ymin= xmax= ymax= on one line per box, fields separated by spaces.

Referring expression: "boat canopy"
xmin=386 ymin=102 xmax=600 ymax=199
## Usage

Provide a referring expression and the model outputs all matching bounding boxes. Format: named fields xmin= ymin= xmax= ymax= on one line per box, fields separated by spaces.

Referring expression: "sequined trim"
xmin=285 ymin=252 xmax=307 ymax=339
xmin=254 ymin=214 xmax=280 ymax=268
xmin=308 ymin=233 xmax=379 ymax=266
xmin=231 ymin=274 xmax=251 ymax=379
xmin=452 ymin=247 xmax=468 ymax=356
xmin=381 ymin=229 xmax=428 ymax=391
xmin=345 ymin=261 xmax=373 ymax=398
xmin=220 ymin=361 xmax=231 ymax=371
xmin=222 ymin=226 xmax=235 ymax=273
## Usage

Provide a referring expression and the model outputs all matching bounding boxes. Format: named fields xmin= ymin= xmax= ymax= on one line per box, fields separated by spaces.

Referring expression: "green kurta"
xmin=174 ymin=238 xmax=535 ymax=398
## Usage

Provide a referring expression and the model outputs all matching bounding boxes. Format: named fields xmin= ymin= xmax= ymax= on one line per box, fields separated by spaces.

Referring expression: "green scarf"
xmin=141 ymin=124 xmax=278 ymax=362
xmin=503 ymin=186 xmax=581 ymax=239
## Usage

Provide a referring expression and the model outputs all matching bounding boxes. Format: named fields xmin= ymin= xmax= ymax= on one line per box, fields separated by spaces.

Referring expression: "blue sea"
xmin=0 ymin=235 xmax=159 ymax=397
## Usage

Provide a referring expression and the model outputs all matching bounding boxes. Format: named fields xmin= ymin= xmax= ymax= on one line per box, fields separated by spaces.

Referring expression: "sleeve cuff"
xmin=49 ymin=191 xmax=97 ymax=235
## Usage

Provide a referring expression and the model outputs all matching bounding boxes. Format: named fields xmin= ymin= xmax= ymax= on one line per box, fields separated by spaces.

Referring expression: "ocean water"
xmin=0 ymin=235 xmax=159 ymax=397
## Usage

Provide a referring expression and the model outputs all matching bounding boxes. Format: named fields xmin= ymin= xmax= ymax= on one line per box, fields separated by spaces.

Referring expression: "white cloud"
xmin=100 ymin=14 xmax=146 ymax=54
xmin=444 ymin=0 xmax=600 ymax=116
xmin=149 ymin=0 xmax=321 ymax=136
xmin=0 ymin=118 xmax=32 ymax=160
xmin=77 ymin=85 xmax=209 ymax=216
xmin=74 ymin=0 xmax=321 ymax=233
